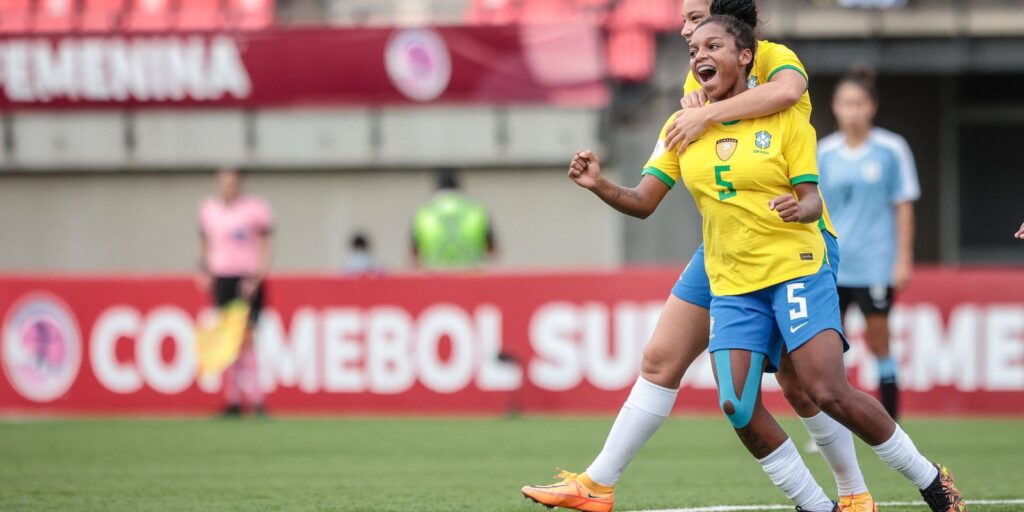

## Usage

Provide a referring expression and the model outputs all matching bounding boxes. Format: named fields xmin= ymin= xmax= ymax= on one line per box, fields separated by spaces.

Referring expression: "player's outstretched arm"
xmin=1015 ymin=220 xmax=1024 ymax=239
xmin=568 ymin=150 xmax=670 ymax=219
xmin=666 ymin=69 xmax=806 ymax=151
xmin=769 ymin=182 xmax=822 ymax=224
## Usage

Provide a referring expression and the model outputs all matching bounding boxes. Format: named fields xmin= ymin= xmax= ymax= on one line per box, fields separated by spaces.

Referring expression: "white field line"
xmin=632 ymin=498 xmax=1024 ymax=512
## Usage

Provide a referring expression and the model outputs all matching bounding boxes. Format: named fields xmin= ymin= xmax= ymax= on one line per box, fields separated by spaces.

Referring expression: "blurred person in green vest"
xmin=411 ymin=169 xmax=497 ymax=270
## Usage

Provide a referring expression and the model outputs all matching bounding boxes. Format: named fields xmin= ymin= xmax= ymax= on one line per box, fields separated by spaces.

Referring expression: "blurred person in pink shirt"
xmin=196 ymin=167 xmax=273 ymax=417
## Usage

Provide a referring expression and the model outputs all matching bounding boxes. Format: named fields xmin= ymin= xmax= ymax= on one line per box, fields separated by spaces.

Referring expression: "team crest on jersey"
xmin=716 ymin=138 xmax=738 ymax=161
xmin=747 ymin=76 xmax=759 ymax=88
xmin=755 ymin=130 xmax=772 ymax=150
xmin=861 ymin=161 xmax=882 ymax=183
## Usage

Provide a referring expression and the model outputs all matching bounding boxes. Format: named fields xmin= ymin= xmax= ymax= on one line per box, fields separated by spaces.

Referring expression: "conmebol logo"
xmin=2 ymin=293 xmax=82 ymax=403
xmin=384 ymin=28 xmax=452 ymax=102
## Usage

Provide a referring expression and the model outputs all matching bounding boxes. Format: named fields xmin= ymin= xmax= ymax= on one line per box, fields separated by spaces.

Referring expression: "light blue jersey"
xmin=818 ymin=127 xmax=920 ymax=287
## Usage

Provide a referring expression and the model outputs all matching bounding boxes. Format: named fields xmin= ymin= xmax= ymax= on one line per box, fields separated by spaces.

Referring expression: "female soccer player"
xmin=674 ymin=17 xmax=963 ymax=511
xmin=522 ymin=1 xmax=873 ymax=511
xmin=817 ymin=69 xmax=920 ymax=420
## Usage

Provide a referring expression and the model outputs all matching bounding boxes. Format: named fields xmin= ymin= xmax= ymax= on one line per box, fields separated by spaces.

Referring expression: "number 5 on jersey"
xmin=715 ymin=165 xmax=737 ymax=200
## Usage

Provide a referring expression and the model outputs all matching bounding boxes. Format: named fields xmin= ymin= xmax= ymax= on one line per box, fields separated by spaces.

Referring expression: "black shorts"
xmin=211 ymin=276 xmax=266 ymax=325
xmin=838 ymin=285 xmax=894 ymax=316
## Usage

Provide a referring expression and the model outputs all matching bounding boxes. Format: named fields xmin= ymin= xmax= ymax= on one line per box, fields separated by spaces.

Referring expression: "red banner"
xmin=1 ymin=267 xmax=1023 ymax=416
xmin=0 ymin=25 xmax=609 ymax=109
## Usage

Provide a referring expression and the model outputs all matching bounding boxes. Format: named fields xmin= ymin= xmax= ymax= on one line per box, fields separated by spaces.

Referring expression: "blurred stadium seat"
xmin=80 ymin=0 xmax=126 ymax=31
xmin=607 ymin=27 xmax=655 ymax=82
xmin=465 ymin=0 xmax=520 ymax=25
xmin=0 ymin=0 xmax=34 ymax=33
xmin=574 ymin=0 xmax=613 ymax=25
xmin=125 ymin=0 xmax=172 ymax=31
xmin=608 ymin=0 xmax=679 ymax=31
xmin=519 ymin=0 xmax=578 ymax=24
xmin=227 ymin=0 xmax=273 ymax=30
xmin=175 ymin=0 xmax=226 ymax=30
xmin=34 ymin=0 xmax=78 ymax=32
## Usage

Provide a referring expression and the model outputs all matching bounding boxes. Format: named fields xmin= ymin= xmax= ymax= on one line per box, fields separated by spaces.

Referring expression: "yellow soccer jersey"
xmin=643 ymin=109 xmax=826 ymax=296
xmin=684 ymin=40 xmax=812 ymax=121
xmin=682 ymin=40 xmax=838 ymax=238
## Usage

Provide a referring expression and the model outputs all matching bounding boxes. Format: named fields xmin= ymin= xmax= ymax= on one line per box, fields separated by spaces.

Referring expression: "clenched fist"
xmin=569 ymin=150 xmax=603 ymax=190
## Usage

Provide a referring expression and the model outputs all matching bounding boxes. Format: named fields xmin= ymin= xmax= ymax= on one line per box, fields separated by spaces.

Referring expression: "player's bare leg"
xmin=521 ymin=295 xmax=706 ymax=511
xmin=712 ymin=349 xmax=836 ymax=512
xmin=523 ymin=295 xmax=879 ymax=512
xmin=638 ymin=296 xmax=710 ymax=388
xmin=789 ymin=330 xmax=965 ymax=512
xmin=777 ymin=353 xmax=875 ymax=511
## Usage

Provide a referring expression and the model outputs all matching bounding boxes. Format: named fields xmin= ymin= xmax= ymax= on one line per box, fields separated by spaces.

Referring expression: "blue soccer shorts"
xmin=671 ymin=230 xmax=840 ymax=310
xmin=671 ymin=244 xmax=712 ymax=309
xmin=707 ymin=233 xmax=847 ymax=372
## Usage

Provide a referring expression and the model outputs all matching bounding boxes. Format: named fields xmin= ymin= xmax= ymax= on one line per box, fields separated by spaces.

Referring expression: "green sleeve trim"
xmin=641 ymin=167 xmax=676 ymax=189
xmin=790 ymin=174 xmax=819 ymax=185
xmin=767 ymin=64 xmax=808 ymax=84
xmin=721 ymin=120 xmax=741 ymax=126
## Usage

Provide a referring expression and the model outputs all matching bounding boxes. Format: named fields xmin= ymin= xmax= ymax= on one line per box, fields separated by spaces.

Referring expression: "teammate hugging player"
xmin=523 ymin=0 xmax=877 ymax=511
xmin=677 ymin=16 xmax=963 ymax=512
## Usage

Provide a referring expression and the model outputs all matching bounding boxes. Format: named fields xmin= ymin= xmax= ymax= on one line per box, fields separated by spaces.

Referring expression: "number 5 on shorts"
xmin=787 ymin=283 xmax=808 ymax=320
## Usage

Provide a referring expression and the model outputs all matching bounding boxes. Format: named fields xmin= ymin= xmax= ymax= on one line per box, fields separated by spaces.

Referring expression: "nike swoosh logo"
xmin=587 ymin=494 xmax=605 ymax=499
xmin=790 ymin=322 xmax=808 ymax=334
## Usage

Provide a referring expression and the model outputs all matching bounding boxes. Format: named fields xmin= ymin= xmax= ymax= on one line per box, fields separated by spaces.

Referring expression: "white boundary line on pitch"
xmin=632 ymin=498 xmax=1024 ymax=512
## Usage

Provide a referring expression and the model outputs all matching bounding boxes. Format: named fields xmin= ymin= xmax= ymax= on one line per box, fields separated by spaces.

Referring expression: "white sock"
xmin=871 ymin=425 xmax=939 ymax=489
xmin=801 ymin=412 xmax=868 ymax=496
xmin=759 ymin=438 xmax=834 ymax=512
xmin=585 ymin=377 xmax=678 ymax=486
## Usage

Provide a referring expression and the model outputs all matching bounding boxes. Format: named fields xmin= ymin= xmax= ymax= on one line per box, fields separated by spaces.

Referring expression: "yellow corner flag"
xmin=195 ymin=300 xmax=251 ymax=377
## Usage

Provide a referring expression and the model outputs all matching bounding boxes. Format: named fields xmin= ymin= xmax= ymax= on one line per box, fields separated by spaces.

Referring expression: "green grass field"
xmin=1 ymin=416 xmax=1021 ymax=512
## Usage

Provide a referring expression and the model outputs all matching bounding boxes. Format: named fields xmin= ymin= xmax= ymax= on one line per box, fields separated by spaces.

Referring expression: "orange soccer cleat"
xmin=521 ymin=470 xmax=615 ymax=512
xmin=839 ymin=492 xmax=878 ymax=512
xmin=920 ymin=463 xmax=967 ymax=512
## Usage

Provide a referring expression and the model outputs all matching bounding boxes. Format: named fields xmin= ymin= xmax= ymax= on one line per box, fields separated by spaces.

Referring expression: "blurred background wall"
xmin=2 ymin=0 xmax=1023 ymax=271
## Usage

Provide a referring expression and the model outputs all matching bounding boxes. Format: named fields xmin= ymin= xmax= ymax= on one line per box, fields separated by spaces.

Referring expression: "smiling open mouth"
xmin=696 ymin=64 xmax=717 ymax=83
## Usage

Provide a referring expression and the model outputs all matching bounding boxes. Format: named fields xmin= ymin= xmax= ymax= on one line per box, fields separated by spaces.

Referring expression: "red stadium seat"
xmin=125 ymin=0 xmax=171 ymax=31
xmin=607 ymin=27 xmax=655 ymax=82
xmin=465 ymin=0 xmax=521 ymax=25
xmin=572 ymin=0 xmax=613 ymax=25
xmin=520 ymin=0 xmax=577 ymax=23
xmin=79 ymin=0 xmax=126 ymax=31
xmin=176 ymin=0 xmax=225 ymax=30
xmin=226 ymin=0 xmax=273 ymax=30
xmin=35 ymin=0 xmax=78 ymax=32
xmin=609 ymin=0 xmax=679 ymax=31
xmin=0 ymin=0 xmax=33 ymax=33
